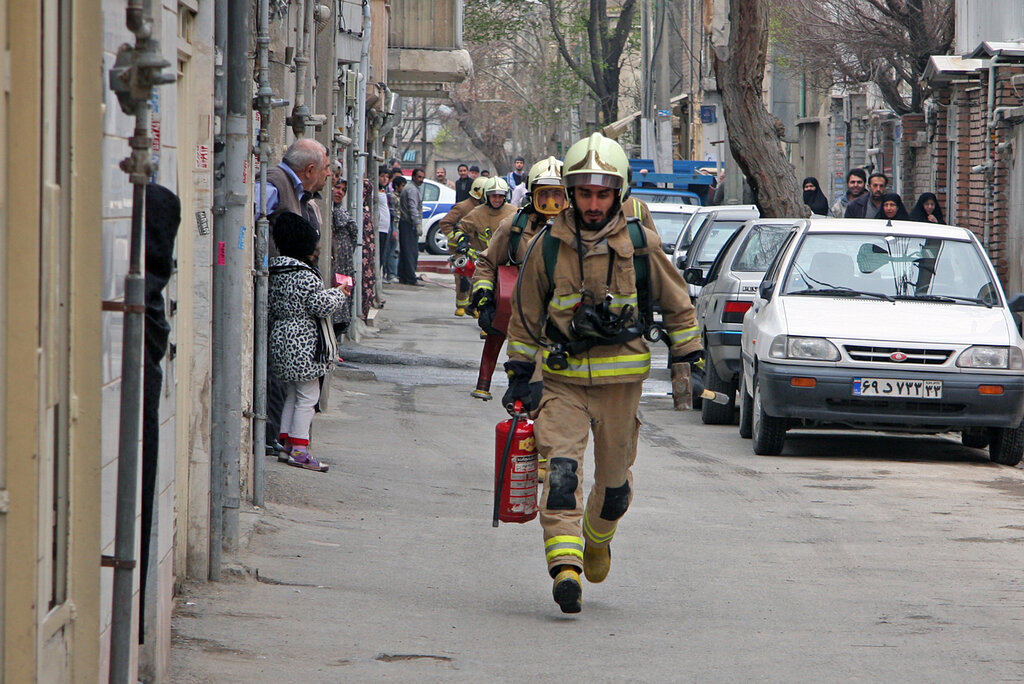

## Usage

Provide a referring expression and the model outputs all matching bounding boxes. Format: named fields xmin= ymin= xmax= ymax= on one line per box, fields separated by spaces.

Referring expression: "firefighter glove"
xmin=471 ymin=287 xmax=491 ymax=311
xmin=454 ymin=232 xmax=471 ymax=254
xmin=478 ymin=304 xmax=501 ymax=336
xmin=502 ymin=361 xmax=541 ymax=413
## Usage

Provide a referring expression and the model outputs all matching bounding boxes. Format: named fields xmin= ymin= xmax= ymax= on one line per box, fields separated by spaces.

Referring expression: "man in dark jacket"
xmin=845 ymin=172 xmax=888 ymax=219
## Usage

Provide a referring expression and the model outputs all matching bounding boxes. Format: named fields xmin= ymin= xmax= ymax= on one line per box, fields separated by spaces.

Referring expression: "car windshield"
xmin=651 ymin=211 xmax=693 ymax=245
xmin=692 ymin=220 xmax=746 ymax=265
xmin=731 ymin=224 xmax=793 ymax=272
xmin=781 ymin=232 xmax=999 ymax=305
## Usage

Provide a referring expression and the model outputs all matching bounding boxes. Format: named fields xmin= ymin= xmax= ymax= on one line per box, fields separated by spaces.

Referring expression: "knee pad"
xmin=599 ymin=481 xmax=631 ymax=521
xmin=545 ymin=458 xmax=578 ymax=510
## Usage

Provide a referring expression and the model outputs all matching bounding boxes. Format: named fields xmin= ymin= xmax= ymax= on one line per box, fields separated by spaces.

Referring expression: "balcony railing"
xmin=389 ymin=0 xmax=462 ymax=50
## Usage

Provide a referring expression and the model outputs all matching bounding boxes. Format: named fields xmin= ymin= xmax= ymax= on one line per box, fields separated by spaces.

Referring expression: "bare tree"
xmin=774 ymin=0 xmax=954 ymax=115
xmin=545 ymin=0 xmax=638 ymax=125
xmin=451 ymin=0 xmax=588 ymax=172
xmin=711 ymin=0 xmax=804 ymax=218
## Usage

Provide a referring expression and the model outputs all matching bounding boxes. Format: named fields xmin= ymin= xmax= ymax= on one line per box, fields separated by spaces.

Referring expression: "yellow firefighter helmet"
xmin=528 ymin=156 xmax=567 ymax=217
xmin=469 ymin=176 xmax=488 ymax=200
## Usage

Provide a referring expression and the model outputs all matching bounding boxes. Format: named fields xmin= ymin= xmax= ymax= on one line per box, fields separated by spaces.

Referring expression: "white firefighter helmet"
xmin=484 ymin=176 xmax=510 ymax=199
xmin=562 ymin=132 xmax=630 ymax=202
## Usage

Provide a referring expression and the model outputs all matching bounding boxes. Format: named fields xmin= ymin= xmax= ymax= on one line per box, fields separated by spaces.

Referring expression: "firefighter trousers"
xmin=454 ymin=274 xmax=471 ymax=308
xmin=534 ymin=378 xmax=642 ymax=576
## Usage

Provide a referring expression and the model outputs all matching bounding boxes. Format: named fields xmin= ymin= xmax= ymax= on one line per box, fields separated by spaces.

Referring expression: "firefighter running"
xmin=503 ymin=133 xmax=702 ymax=614
xmin=438 ymin=176 xmax=487 ymax=316
xmin=451 ymin=177 xmax=516 ymax=287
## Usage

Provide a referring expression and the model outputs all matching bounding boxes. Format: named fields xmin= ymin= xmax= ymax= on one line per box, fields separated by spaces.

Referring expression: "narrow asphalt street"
xmin=171 ymin=265 xmax=1024 ymax=683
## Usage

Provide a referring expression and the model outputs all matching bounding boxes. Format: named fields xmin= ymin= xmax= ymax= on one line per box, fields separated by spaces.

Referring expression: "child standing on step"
xmin=268 ymin=213 xmax=350 ymax=473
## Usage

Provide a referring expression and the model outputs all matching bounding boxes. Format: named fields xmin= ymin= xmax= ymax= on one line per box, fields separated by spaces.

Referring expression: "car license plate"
xmin=853 ymin=378 xmax=942 ymax=399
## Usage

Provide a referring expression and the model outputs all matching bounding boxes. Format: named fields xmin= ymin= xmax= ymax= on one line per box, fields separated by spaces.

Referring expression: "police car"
xmin=418 ymin=179 xmax=456 ymax=254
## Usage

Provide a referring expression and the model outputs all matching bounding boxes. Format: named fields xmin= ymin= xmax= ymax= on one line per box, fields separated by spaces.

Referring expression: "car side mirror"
xmin=1008 ymin=293 xmax=1024 ymax=312
xmin=683 ymin=267 xmax=705 ymax=286
xmin=758 ymin=281 xmax=775 ymax=301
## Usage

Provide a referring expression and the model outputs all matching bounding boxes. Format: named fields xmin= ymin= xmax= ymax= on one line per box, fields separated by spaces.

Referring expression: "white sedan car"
xmin=740 ymin=218 xmax=1024 ymax=464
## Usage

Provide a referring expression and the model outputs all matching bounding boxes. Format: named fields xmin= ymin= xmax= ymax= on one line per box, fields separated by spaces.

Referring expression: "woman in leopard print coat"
xmin=268 ymin=213 xmax=348 ymax=472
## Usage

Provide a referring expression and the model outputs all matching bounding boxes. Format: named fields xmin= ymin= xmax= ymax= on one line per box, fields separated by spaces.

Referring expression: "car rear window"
xmin=693 ymin=220 xmax=745 ymax=264
xmin=731 ymin=224 xmax=794 ymax=272
xmin=651 ymin=211 xmax=692 ymax=245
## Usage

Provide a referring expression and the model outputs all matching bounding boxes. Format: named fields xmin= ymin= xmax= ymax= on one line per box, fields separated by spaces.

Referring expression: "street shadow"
xmin=769 ymin=430 xmax=995 ymax=466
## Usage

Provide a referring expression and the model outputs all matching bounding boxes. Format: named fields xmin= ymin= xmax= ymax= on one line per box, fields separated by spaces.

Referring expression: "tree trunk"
xmin=710 ymin=0 xmax=804 ymax=218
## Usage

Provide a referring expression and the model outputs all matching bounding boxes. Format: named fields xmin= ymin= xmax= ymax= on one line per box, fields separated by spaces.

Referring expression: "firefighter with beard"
xmin=440 ymin=176 xmax=488 ymax=316
xmin=453 ymin=177 xmax=516 ymax=272
xmin=503 ymin=133 xmax=701 ymax=614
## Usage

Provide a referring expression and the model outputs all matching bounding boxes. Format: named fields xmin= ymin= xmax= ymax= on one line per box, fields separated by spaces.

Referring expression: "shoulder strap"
xmin=542 ymin=227 xmax=559 ymax=291
xmin=625 ymin=217 xmax=653 ymax=327
xmin=507 ymin=208 xmax=532 ymax=261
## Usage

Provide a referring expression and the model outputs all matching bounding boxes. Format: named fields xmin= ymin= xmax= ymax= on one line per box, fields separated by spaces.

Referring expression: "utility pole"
xmin=652 ymin=0 xmax=672 ymax=173
xmin=640 ymin=0 xmax=672 ymax=172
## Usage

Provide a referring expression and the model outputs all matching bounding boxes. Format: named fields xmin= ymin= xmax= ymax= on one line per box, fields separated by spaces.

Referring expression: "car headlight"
xmin=768 ymin=335 xmax=840 ymax=361
xmin=956 ymin=345 xmax=1024 ymax=369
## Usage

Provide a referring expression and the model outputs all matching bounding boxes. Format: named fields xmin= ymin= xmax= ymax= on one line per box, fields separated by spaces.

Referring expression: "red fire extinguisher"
xmin=492 ymin=400 xmax=538 ymax=526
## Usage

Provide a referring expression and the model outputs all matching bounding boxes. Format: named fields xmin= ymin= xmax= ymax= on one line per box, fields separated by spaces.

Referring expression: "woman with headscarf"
xmin=330 ymin=178 xmax=357 ymax=336
xmin=802 ymin=177 xmax=830 ymax=216
xmin=879 ymin=192 xmax=910 ymax=221
xmin=909 ymin=192 xmax=945 ymax=224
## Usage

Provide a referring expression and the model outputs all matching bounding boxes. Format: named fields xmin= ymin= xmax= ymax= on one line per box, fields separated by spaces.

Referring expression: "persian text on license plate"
xmin=853 ymin=378 xmax=942 ymax=399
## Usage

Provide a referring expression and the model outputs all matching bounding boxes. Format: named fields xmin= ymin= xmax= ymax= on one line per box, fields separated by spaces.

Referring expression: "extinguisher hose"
xmin=493 ymin=400 xmax=522 ymax=527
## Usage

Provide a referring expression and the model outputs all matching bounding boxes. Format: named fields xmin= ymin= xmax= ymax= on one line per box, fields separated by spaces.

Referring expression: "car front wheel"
xmin=988 ymin=425 xmax=1024 ymax=466
xmin=751 ymin=375 xmax=787 ymax=455
xmin=425 ymin=223 xmax=450 ymax=255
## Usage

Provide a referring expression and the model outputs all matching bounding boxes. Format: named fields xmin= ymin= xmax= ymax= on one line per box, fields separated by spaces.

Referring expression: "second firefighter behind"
xmin=471 ymin=156 xmax=567 ymax=337
xmin=438 ymin=176 xmax=487 ymax=316
xmin=503 ymin=133 xmax=701 ymax=614
xmin=452 ymin=177 xmax=516 ymax=282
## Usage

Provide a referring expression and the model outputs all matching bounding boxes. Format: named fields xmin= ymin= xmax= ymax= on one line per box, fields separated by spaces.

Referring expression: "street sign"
xmin=700 ymin=105 xmax=717 ymax=124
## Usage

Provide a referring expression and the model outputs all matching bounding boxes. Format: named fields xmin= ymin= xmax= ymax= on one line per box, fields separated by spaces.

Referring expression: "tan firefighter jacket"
xmin=505 ymin=206 xmax=700 ymax=385
xmin=454 ymin=202 xmax=517 ymax=255
xmin=472 ymin=209 xmax=545 ymax=301
xmin=438 ymin=197 xmax=480 ymax=248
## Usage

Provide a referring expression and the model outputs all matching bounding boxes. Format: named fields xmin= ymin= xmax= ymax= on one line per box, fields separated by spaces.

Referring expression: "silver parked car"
xmin=672 ymin=205 xmax=760 ymax=295
xmin=683 ymin=219 xmax=801 ymax=424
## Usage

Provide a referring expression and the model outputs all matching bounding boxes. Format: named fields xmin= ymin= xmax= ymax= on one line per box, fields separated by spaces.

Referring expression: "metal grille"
xmin=844 ymin=345 xmax=953 ymax=365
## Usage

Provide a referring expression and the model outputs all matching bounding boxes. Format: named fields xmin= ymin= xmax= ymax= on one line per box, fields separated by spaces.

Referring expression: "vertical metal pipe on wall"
xmin=350 ymin=1 xmax=372 ymax=324
xmin=209 ymin=0 xmax=228 ymax=582
xmin=220 ymin=0 xmax=251 ymax=550
xmin=106 ymin=0 xmax=174 ymax=679
xmin=252 ymin=0 xmax=273 ymax=508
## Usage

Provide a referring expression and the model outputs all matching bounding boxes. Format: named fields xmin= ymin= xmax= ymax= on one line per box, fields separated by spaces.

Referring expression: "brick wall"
xmin=922 ymin=66 xmax=1024 ymax=288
